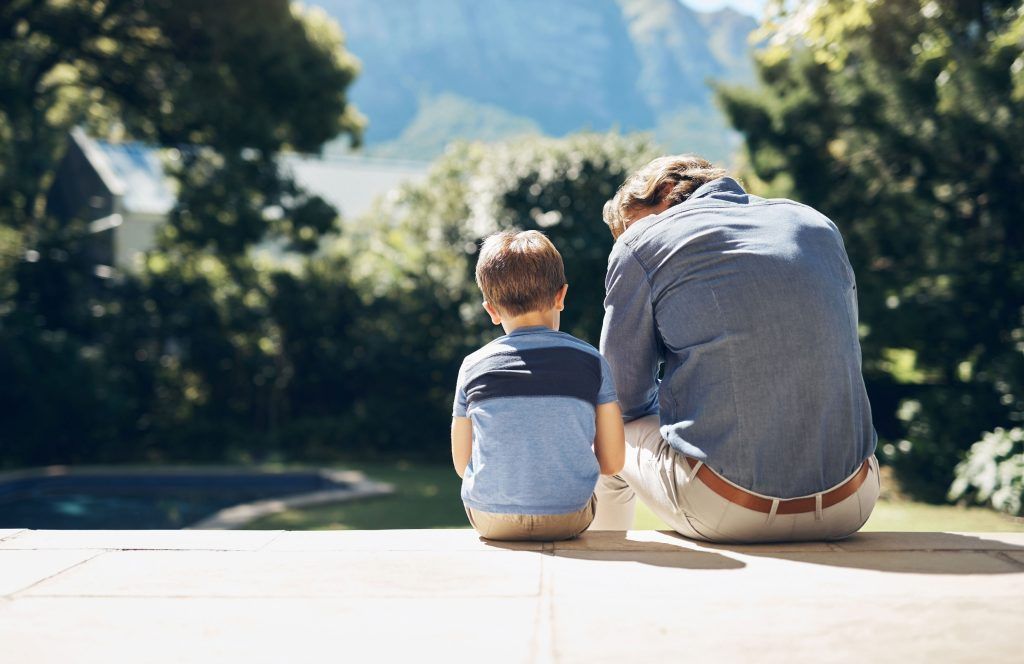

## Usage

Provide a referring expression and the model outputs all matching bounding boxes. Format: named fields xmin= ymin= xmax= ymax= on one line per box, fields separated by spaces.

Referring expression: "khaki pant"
xmin=466 ymin=495 xmax=597 ymax=541
xmin=591 ymin=415 xmax=880 ymax=543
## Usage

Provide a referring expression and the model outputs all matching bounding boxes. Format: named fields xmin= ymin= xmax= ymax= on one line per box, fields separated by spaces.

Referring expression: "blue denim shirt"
xmin=600 ymin=177 xmax=876 ymax=498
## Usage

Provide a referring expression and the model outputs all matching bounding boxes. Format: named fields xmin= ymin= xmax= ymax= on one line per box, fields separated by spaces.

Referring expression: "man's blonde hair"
xmin=475 ymin=230 xmax=566 ymax=316
xmin=603 ymin=154 xmax=727 ymax=239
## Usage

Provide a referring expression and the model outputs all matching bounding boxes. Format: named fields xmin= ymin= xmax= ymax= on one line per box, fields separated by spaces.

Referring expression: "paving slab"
xmin=1 ymin=529 xmax=1021 ymax=663
xmin=0 ymin=597 xmax=539 ymax=664
xmin=266 ymin=528 xmax=544 ymax=551
xmin=550 ymin=595 xmax=1023 ymax=663
xmin=24 ymin=549 xmax=543 ymax=599
xmin=0 ymin=550 xmax=101 ymax=596
xmin=546 ymin=549 xmax=1023 ymax=601
xmin=0 ymin=529 xmax=282 ymax=551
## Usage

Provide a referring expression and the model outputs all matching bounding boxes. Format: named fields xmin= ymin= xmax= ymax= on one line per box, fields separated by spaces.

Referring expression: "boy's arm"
xmin=451 ymin=362 xmax=472 ymax=477
xmin=451 ymin=417 xmax=472 ymax=478
xmin=594 ymin=402 xmax=625 ymax=476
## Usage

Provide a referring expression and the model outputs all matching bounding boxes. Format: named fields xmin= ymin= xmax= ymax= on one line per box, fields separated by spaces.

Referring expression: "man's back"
xmin=601 ymin=177 xmax=876 ymax=498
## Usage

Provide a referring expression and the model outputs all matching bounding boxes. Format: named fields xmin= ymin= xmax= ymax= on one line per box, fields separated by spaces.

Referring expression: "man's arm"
xmin=451 ymin=417 xmax=472 ymax=478
xmin=600 ymin=242 xmax=660 ymax=422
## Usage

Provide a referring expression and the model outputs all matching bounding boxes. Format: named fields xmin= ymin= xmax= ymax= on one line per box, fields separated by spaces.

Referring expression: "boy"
xmin=451 ymin=230 xmax=625 ymax=541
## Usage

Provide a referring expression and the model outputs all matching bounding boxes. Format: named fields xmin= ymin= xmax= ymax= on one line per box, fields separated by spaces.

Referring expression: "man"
xmin=592 ymin=155 xmax=879 ymax=542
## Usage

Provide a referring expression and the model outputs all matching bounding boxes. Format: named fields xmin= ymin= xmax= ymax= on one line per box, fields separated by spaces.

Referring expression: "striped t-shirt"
xmin=453 ymin=326 xmax=618 ymax=515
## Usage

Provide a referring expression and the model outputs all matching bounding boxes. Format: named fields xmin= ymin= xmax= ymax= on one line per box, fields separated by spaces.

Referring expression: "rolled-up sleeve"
xmin=600 ymin=241 xmax=660 ymax=422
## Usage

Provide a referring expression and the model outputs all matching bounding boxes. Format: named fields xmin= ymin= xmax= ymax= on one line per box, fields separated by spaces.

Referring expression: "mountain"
xmin=313 ymin=0 xmax=756 ymax=162
xmin=366 ymin=94 xmax=542 ymax=160
xmin=698 ymin=7 xmax=760 ymax=79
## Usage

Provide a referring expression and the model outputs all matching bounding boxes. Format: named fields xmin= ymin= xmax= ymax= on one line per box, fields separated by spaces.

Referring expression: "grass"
xmin=242 ymin=460 xmax=1024 ymax=533
xmin=243 ymin=462 xmax=467 ymax=530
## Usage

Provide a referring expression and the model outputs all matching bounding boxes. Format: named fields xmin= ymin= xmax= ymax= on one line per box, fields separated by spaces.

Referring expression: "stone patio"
xmin=1 ymin=529 xmax=1021 ymax=663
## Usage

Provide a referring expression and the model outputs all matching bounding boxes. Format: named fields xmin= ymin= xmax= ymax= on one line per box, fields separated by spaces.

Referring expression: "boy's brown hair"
xmin=475 ymin=230 xmax=566 ymax=316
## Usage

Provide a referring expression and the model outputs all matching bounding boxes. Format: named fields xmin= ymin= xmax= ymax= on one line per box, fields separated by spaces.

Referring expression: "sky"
xmin=681 ymin=0 xmax=766 ymax=18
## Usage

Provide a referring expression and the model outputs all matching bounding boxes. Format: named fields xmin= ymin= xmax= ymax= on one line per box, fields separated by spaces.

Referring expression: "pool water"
xmin=0 ymin=470 xmax=349 ymax=529
xmin=0 ymin=489 xmax=300 ymax=529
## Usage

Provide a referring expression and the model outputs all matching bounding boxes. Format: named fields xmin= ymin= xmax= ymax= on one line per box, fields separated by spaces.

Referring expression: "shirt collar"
xmin=507 ymin=325 xmax=553 ymax=336
xmin=618 ymin=177 xmax=748 ymax=243
xmin=687 ymin=176 xmax=746 ymax=201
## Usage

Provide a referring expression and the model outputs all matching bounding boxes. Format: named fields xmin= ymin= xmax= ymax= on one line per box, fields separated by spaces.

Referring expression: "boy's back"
xmin=450 ymin=229 xmax=624 ymax=540
xmin=454 ymin=326 xmax=617 ymax=515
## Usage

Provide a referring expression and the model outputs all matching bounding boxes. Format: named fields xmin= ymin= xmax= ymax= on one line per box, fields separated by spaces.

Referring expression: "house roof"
xmin=73 ymin=127 xmax=178 ymax=216
xmin=72 ymin=129 xmax=428 ymax=220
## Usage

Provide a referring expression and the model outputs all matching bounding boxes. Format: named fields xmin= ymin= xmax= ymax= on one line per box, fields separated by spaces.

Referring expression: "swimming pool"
xmin=0 ymin=467 xmax=384 ymax=529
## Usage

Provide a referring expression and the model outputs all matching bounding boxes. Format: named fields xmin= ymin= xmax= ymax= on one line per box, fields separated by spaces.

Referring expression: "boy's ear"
xmin=553 ymin=284 xmax=568 ymax=312
xmin=482 ymin=301 xmax=502 ymax=326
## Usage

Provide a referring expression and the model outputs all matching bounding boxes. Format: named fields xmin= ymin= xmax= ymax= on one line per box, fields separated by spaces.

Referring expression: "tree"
xmin=1 ymin=0 xmax=362 ymax=230
xmin=0 ymin=1 xmax=363 ymax=466
xmin=465 ymin=134 xmax=663 ymax=343
xmin=718 ymin=0 xmax=1024 ymax=499
xmin=343 ymin=134 xmax=661 ymax=346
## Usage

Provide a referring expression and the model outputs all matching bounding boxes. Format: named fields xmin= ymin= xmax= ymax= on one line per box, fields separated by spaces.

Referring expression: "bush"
xmin=948 ymin=428 xmax=1024 ymax=517
xmin=883 ymin=385 xmax=1010 ymax=503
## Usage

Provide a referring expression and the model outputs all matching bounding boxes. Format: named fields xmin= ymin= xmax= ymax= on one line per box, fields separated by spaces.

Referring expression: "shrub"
xmin=948 ymin=428 xmax=1024 ymax=517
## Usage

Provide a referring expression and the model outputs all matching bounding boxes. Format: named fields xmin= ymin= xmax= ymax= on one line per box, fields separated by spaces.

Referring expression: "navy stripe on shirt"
xmin=463 ymin=347 xmax=602 ymax=408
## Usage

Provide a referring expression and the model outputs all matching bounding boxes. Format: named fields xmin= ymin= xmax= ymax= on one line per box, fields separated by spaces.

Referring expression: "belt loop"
xmin=814 ymin=493 xmax=824 ymax=521
xmin=686 ymin=460 xmax=703 ymax=483
xmin=766 ymin=498 xmax=780 ymax=526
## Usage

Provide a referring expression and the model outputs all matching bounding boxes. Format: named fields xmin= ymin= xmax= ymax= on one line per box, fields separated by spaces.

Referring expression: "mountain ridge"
xmin=313 ymin=0 xmax=756 ymax=161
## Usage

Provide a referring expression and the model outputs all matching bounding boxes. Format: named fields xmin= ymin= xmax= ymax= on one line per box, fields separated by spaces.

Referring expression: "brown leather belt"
xmin=682 ymin=457 xmax=872 ymax=515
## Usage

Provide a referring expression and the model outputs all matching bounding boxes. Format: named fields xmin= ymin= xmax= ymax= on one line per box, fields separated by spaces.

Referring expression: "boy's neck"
xmin=500 ymin=309 xmax=559 ymax=335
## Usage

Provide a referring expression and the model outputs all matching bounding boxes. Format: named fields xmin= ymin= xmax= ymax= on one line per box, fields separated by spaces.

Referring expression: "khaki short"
xmin=465 ymin=495 xmax=597 ymax=542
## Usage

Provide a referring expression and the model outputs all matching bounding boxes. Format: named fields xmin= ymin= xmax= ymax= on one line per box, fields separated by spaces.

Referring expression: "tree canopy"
xmin=1 ymin=0 xmax=363 ymax=232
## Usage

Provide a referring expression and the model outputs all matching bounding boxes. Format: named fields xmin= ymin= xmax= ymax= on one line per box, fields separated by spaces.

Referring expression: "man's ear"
xmin=553 ymin=284 xmax=568 ymax=312
xmin=482 ymin=301 xmax=502 ymax=326
xmin=656 ymin=181 xmax=675 ymax=202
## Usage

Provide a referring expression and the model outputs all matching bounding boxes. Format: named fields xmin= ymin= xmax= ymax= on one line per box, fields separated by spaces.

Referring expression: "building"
xmin=47 ymin=128 xmax=428 ymax=270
